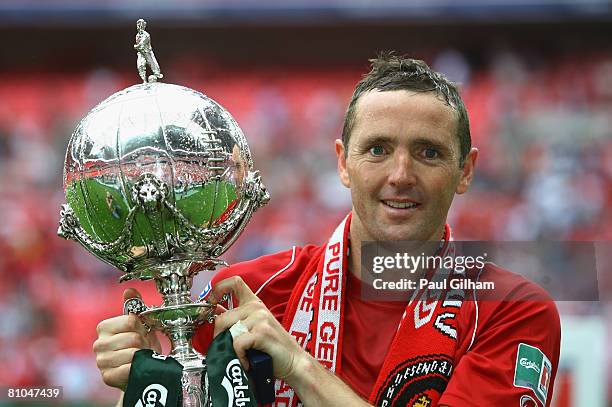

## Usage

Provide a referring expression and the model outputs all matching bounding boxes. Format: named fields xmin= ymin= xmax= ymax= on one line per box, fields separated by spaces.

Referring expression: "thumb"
xmin=123 ymin=288 xmax=142 ymax=302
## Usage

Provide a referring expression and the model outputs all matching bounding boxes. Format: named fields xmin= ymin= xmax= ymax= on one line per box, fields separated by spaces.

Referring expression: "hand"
xmin=211 ymin=276 xmax=308 ymax=380
xmin=92 ymin=288 xmax=162 ymax=390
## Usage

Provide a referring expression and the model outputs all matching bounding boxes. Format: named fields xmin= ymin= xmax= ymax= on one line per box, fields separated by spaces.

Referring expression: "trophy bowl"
xmin=58 ymin=21 xmax=269 ymax=405
xmin=59 ymin=82 xmax=269 ymax=281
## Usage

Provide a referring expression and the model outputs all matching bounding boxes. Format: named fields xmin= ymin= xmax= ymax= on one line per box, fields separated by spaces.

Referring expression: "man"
xmin=94 ymin=54 xmax=560 ymax=406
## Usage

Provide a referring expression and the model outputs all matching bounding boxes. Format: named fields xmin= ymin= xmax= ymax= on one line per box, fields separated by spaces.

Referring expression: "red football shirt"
xmin=193 ymin=244 xmax=560 ymax=406
xmin=340 ymin=271 xmax=409 ymax=398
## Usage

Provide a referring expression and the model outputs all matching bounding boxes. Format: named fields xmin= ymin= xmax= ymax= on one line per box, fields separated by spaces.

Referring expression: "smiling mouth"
xmin=382 ymin=200 xmax=420 ymax=209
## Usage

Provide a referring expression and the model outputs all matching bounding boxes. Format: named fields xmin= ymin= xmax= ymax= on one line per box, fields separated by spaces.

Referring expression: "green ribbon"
xmin=124 ymin=332 xmax=257 ymax=407
xmin=207 ymin=330 xmax=258 ymax=407
xmin=124 ymin=349 xmax=183 ymax=407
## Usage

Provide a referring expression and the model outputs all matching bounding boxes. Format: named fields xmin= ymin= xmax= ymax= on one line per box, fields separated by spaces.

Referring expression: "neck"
xmin=347 ymin=220 xmax=448 ymax=282
xmin=348 ymin=226 xmax=362 ymax=281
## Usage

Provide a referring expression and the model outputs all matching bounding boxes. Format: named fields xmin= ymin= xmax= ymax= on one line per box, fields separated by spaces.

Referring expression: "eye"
xmin=369 ymin=145 xmax=386 ymax=156
xmin=423 ymin=147 xmax=439 ymax=159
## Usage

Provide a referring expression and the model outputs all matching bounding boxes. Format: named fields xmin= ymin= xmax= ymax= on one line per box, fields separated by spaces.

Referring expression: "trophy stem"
xmin=135 ymin=263 xmax=215 ymax=407
xmin=163 ymin=320 xmax=208 ymax=407
xmin=161 ymin=305 xmax=201 ymax=363
xmin=180 ymin=367 xmax=208 ymax=407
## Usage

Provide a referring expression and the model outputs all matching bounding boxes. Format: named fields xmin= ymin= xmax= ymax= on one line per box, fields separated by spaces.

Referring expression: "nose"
xmin=387 ymin=151 xmax=417 ymax=188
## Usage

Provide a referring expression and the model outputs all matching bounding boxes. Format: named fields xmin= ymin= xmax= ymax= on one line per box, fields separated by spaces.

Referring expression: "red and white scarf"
xmin=275 ymin=214 xmax=464 ymax=407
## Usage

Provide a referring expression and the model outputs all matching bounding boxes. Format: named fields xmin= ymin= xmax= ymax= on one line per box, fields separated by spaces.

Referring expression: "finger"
xmin=96 ymin=347 xmax=140 ymax=369
xmin=123 ymin=288 xmax=142 ymax=302
xmin=145 ymin=331 xmax=163 ymax=354
xmin=233 ymin=332 xmax=257 ymax=371
xmin=94 ymin=331 xmax=148 ymax=352
xmin=210 ymin=276 xmax=259 ymax=306
xmin=97 ymin=314 xmax=148 ymax=337
xmin=101 ymin=364 xmax=132 ymax=390
xmin=213 ymin=307 xmax=251 ymax=338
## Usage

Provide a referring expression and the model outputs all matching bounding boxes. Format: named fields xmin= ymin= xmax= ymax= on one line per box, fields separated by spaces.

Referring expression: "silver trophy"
xmin=58 ymin=19 xmax=269 ymax=406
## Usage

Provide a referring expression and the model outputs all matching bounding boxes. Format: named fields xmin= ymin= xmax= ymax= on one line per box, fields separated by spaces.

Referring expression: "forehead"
xmin=351 ymin=89 xmax=458 ymax=145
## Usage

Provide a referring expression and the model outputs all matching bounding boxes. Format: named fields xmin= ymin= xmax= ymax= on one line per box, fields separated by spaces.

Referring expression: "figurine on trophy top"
xmin=134 ymin=18 xmax=164 ymax=83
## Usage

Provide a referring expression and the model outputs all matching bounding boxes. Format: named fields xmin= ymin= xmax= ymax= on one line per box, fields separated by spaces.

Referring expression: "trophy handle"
xmin=220 ymin=293 xmax=234 ymax=311
xmin=123 ymin=297 xmax=149 ymax=316
xmin=122 ymin=297 xmax=155 ymax=335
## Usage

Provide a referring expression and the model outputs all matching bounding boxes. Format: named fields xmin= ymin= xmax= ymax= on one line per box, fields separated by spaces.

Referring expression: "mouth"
xmin=382 ymin=200 xmax=420 ymax=210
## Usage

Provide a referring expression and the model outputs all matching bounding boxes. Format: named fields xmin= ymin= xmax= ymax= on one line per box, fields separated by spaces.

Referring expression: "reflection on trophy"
xmin=58 ymin=19 xmax=269 ymax=406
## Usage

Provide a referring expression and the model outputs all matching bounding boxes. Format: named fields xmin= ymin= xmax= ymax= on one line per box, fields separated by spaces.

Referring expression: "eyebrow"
xmin=411 ymin=137 xmax=452 ymax=153
xmin=357 ymin=135 xmax=394 ymax=146
xmin=357 ymin=134 xmax=452 ymax=152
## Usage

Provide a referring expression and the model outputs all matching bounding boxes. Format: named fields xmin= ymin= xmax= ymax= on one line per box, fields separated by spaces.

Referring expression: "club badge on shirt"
xmin=513 ymin=343 xmax=552 ymax=406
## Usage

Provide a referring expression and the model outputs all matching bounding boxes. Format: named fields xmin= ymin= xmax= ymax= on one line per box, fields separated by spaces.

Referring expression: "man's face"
xmin=336 ymin=89 xmax=477 ymax=243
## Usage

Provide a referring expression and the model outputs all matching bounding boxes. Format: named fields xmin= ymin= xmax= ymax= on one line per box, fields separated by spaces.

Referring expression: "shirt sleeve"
xmin=191 ymin=267 xmax=233 ymax=355
xmin=192 ymin=247 xmax=300 ymax=354
xmin=439 ymin=292 xmax=561 ymax=406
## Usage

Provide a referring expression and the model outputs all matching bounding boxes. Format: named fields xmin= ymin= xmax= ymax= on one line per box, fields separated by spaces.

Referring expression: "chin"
xmin=377 ymin=227 xmax=420 ymax=242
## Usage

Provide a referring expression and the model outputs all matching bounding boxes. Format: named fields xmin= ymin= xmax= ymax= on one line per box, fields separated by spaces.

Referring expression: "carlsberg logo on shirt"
xmin=514 ymin=343 xmax=552 ymax=406
xmin=519 ymin=358 xmax=540 ymax=373
xmin=221 ymin=359 xmax=252 ymax=407
xmin=135 ymin=383 xmax=168 ymax=407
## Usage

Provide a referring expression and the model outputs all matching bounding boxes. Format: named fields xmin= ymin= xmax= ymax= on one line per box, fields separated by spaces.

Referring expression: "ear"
xmin=456 ymin=148 xmax=478 ymax=195
xmin=335 ymin=139 xmax=350 ymax=188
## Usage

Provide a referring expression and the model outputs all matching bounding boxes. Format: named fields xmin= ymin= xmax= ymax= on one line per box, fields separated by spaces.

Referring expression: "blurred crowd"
xmin=0 ymin=48 xmax=611 ymax=403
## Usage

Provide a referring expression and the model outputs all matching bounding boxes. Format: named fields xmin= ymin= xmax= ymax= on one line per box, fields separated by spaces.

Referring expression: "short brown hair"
xmin=341 ymin=52 xmax=471 ymax=166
